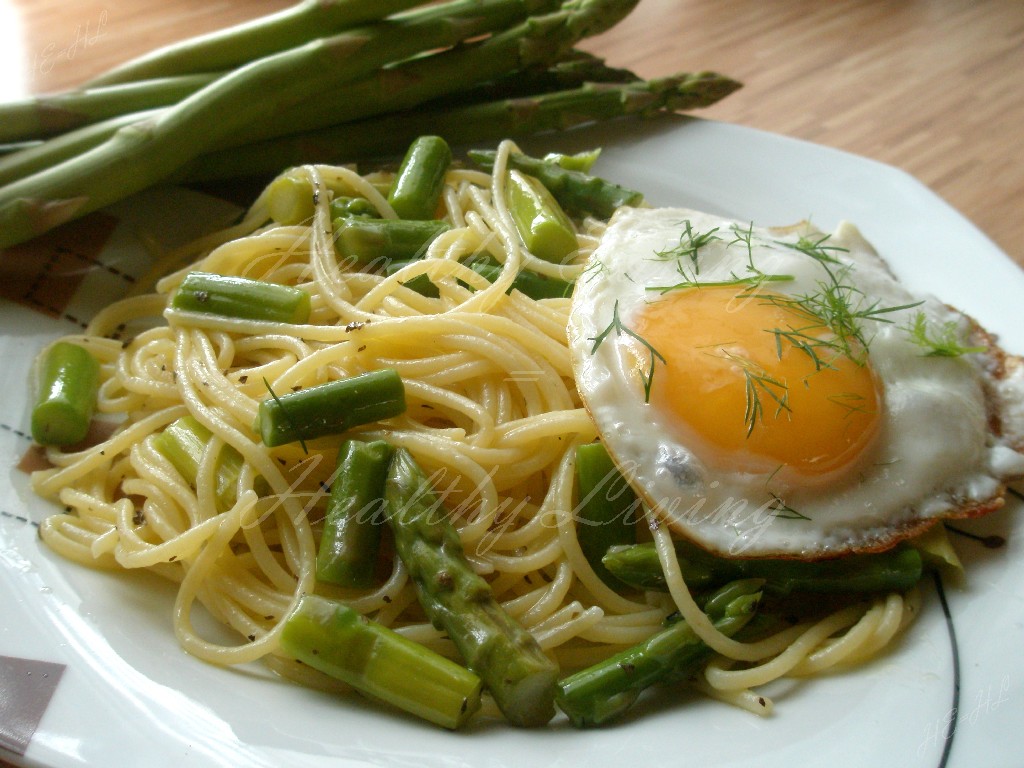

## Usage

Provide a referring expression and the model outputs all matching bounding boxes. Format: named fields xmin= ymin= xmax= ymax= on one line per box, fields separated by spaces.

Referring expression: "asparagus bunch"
xmin=0 ymin=0 xmax=741 ymax=251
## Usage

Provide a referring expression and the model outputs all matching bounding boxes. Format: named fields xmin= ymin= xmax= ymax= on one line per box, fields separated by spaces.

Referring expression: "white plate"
xmin=1 ymin=116 xmax=1022 ymax=768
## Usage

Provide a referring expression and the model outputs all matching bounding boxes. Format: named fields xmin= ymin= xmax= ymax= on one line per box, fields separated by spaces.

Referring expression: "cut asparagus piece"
xmin=31 ymin=341 xmax=100 ymax=446
xmin=170 ymin=272 xmax=311 ymax=324
xmin=556 ymin=579 xmax=762 ymax=727
xmin=316 ymin=439 xmax=394 ymax=588
xmin=256 ymin=369 xmax=406 ymax=448
xmin=602 ymin=540 xmax=924 ymax=596
xmin=335 ymin=219 xmax=451 ymax=268
xmin=280 ymin=594 xmax=483 ymax=729
xmin=384 ymin=447 xmax=559 ymax=727
xmin=574 ymin=441 xmax=638 ymax=589
xmin=387 ymin=135 xmax=452 ymax=220
xmin=469 ymin=146 xmax=642 ymax=219
xmin=505 ymin=169 xmax=579 ymax=262
xmin=152 ymin=415 xmax=258 ymax=512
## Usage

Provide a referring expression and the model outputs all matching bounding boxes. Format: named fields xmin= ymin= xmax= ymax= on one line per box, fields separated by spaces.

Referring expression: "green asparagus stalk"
xmin=573 ymin=442 xmax=637 ymax=589
xmin=31 ymin=341 xmax=100 ymax=446
xmin=218 ymin=0 xmax=640 ymax=149
xmin=556 ymin=579 xmax=762 ymax=727
xmin=387 ymin=136 xmax=452 ymax=220
xmin=86 ymin=0 xmax=435 ymax=86
xmin=316 ymin=439 xmax=394 ymax=588
xmin=505 ymin=168 xmax=579 ymax=262
xmin=0 ymin=110 xmax=160 ymax=188
xmin=384 ymin=447 xmax=560 ymax=727
xmin=256 ymin=369 xmax=407 ymax=448
xmin=465 ymin=259 xmax=575 ymax=299
xmin=335 ymin=219 xmax=451 ymax=268
xmin=170 ymin=272 xmax=312 ymax=324
xmin=1 ymin=0 xmax=621 ymax=249
xmin=329 ymin=197 xmax=378 ymax=220
xmin=469 ymin=145 xmax=642 ymax=219
xmin=152 ymin=415 xmax=262 ymax=511
xmin=434 ymin=49 xmax=641 ymax=109
xmin=179 ymin=71 xmax=739 ymax=184
xmin=280 ymin=594 xmax=483 ymax=729
xmin=385 ymin=257 xmax=575 ymax=300
xmin=602 ymin=540 xmax=924 ymax=596
xmin=0 ymin=74 xmax=218 ymax=144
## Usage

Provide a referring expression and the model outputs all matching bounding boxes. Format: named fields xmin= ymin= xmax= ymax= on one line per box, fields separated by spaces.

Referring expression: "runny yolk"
xmin=631 ymin=286 xmax=881 ymax=480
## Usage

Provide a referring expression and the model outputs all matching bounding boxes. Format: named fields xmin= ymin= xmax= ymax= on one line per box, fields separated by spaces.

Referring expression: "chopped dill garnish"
xmin=776 ymin=232 xmax=848 ymax=264
xmin=903 ymin=310 xmax=988 ymax=357
xmin=718 ymin=351 xmax=791 ymax=436
xmin=827 ymin=391 xmax=875 ymax=417
xmin=590 ymin=299 xmax=666 ymax=402
xmin=263 ymin=377 xmax=308 ymax=454
xmin=654 ymin=220 xmax=721 ymax=274
xmin=767 ymin=493 xmax=811 ymax=521
xmin=646 ymin=272 xmax=794 ymax=295
xmin=728 ymin=221 xmax=758 ymax=271
xmin=752 ymin=261 xmax=922 ymax=365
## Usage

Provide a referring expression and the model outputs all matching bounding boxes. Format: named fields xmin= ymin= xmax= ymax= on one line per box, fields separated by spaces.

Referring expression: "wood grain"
xmin=6 ymin=0 xmax=1023 ymax=266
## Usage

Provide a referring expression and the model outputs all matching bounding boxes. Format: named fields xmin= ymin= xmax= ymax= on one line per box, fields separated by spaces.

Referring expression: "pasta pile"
xmin=30 ymin=141 xmax=918 ymax=721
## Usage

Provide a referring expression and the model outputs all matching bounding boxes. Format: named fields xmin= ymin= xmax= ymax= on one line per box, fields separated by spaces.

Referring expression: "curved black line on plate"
xmin=933 ymin=570 xmax=960 ymax=768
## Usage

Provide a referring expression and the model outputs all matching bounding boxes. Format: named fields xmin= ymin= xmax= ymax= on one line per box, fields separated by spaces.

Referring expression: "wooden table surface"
xmin=5 ymin=0 xmax=1022 ymax=271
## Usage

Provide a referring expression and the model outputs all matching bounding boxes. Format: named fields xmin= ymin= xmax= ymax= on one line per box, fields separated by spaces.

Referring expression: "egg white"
xmin=569 ymin=207 xmax=1024 ymax=558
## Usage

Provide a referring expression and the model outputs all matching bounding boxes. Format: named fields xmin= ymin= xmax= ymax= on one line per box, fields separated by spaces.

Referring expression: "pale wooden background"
xmin=6 ymin=0 xmax=1023 ymax=268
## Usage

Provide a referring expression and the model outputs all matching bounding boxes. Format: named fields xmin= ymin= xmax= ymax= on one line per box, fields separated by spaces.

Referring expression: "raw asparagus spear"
xmin=280 ymin=594 xmax=483 ymax=729
xmin=0 ymin=110 xmax=159 ymax=188
xmin=87 ymin=0 xmax=435 ymax=86
xmin=602 ymin=540 xmax=924 ymax=596
xmin=384 ymin=447 xmax=559 ymax=727
xmin=1 ymin=0 xmax=626 ymax=249
xmin=556 ymin=579 xmax=762 ymax=727
xmin=0 ymin=74 xmax=218 ymax=144
xmin=316 ymin=439 xmax=393 ymax=588
xmin=31 ymin=341 xmax=100 ymax=446
xmin=181 ymin=72 xmax=740 ymax=183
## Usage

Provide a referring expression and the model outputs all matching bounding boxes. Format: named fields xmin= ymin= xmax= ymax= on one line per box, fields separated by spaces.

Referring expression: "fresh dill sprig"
xmin=767 ymin=493 xmax=811 ymax=521
xmin=728 ymin=221 xmax=758 ymax=272
xmin=654 ymin=220 xmax=721 ymax=274
xmin=590 ymin=299 xmax=666 ymax=402
xmin=646 ymin=272 xmax=794 ymax=295
xmin=903 ymin=310 xmax=988 ymax=357
xmin=827 ymin=391 xmax=875 ymax=417
xmin=719 ymin=351 xmax=791 ymax=436
xmin=753 ymin=262 xmax=922 ymax=365
xmin=263 ymin=377 xmax=307 ymax=454
xmin=776 ymin=232 xmax=848 ymax=264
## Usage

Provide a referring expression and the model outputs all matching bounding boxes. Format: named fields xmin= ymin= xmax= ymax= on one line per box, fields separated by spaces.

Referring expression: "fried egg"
xmin=568 ymin=207 xmax=1024 ymax=558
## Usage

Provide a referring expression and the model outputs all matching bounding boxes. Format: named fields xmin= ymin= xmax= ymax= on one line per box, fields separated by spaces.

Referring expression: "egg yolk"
xmin=631 ymin=286 xmax=881 ymax=480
